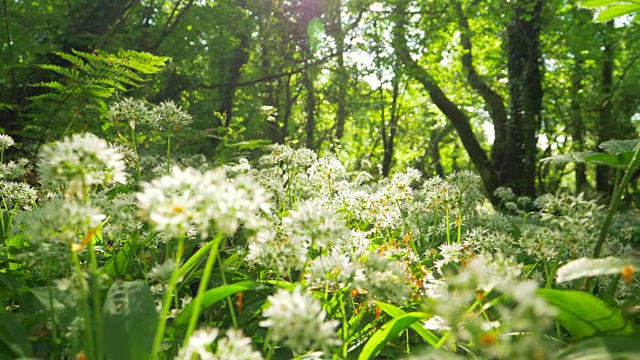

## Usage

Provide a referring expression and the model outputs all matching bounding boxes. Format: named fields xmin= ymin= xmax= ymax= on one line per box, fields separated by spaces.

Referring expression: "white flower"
xmin=260 ymin=286 xmax=340 ymax=352
xmin=215 ymin=329 xmax=263 ymax=360
xmin=176 ymin=327 xmax=218 ymax=360
xmin=283 ymin=199 xmax=349 ymax=248
xmin=137 ymin=167 xmax=271 ymax=238
xmin=0 ymin=181 xmax=37 ymax=210
xmin=38 ymin=133 xmax=127 ymax=197
xmin=0 ymin=134 xmax=15 ymax=151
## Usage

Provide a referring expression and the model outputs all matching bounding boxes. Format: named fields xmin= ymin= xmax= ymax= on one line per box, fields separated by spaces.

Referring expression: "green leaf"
xmin=596 ymin=4 xmax=640 ymax=21
xmin=556 ymin=257 xmax=639 ymax=283
xmin=537 ymin=289 xmax=633 ymax=340
xmin=102 ymin=280 xmax=158 ymax=360
xmin=584 ymin=152 xmax=632 ymax=168
xmin=175 ymin=281 xmax=254 ymax=325
xmin=103 ymin=243 xmax=133 ymax=278
xmin=376 ymin=302 xmax=439 ymax=346
xmin=541 ymin=152 xmax=600 ymax=164
xmin=0 ymin=312 xmax=32 ymax=358
xmin=580 ymin=0 xmax=622 ymax=8
xmin=357 ymin=311 xmax=427 ymax=360
xmin=31 ymin=286 xmax=79 ymax=332
xmin=554 ymin=332 xmax=640 ymax=359
xmin=599 ymin=139 xmax=640 ymax=154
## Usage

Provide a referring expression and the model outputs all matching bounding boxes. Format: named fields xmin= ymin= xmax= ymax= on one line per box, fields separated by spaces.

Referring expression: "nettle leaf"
xmin=557 ymin=257 xmax=639 ymax=283
xmin=599 ymin=139 xmax=640 ymax=154
xmin=358 ymin=311 xmax=427 ymax=360
xmin=554 ymin=332 xmax=640 ymax=360
xmin=541 ymin=152 xmax=599 ymax=164
xmin=537 ymin=289 xmax=633 ymax=340
xmin=102 ymin=280 xmax=158 ymax=360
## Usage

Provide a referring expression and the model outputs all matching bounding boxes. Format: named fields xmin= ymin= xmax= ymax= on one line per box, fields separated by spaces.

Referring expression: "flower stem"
xmin=183 ymin=233 xmax=225 ymax=344
xmin=151 ymin=235 xmax=185 ymax=358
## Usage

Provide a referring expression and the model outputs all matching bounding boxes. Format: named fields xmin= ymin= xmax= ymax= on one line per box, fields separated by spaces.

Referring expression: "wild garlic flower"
xmin=151 ymin=100 xmax=193 ymax=131
xmin=109 ymin=98 xmax=192 ymax=131
xmin=283 ymin=199 xmax=350 ymax=249
xmin=176 ymin=327 xmax=218 ymax=360
xmin=246 ymin=227 xmax=309 ymax=273
xmin=215 ymin=329 xmax=263 ymax=360
xmin=0 ymin=181 xmax=37 ymax=210
xmin=354 ymin=255 xmax=412 ymax=302
xmin=38 ymin=133 xmax=127 ymax=198
xmin=177 ymin=328 xmax=262 ymax=360
xmin=137 ymin=167 xmax=270 ymax=238
xmin=0 ymin=158 xmax=31 ymax=181
xmin=0 ymin=134 xmax=14 ymax=151
xmin=306 ymin=252 xmax=357 ymax=289
xmin=260 ymin=286 xmax=340 ymax=353
xmin=14 ymin=199 xmax=106 ymax=248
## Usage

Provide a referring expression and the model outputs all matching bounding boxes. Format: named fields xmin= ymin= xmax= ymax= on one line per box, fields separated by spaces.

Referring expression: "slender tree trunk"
xmin=303 ymin=67 xmax=316 ymax=149
xmin=334 ymin=2 xmax=348 ymax=142
xmin=596 ymin=22 xmax=615 ymax=193
xmin=382 ymin=76 xmax=401 ymax=177
xmin=571 ymin=57 xmax=588 ymax=193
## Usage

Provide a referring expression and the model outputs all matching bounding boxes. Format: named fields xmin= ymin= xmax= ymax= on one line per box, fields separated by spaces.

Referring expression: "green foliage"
xmin=102 ymin=281 xmax=158 ymax=360
xmin=581 ymin=0 xmax=640 ymax=21
xmin=26 ymin=49 xmax=168 ymax=144
xmin=538 ymin=289 xmax=634 ymax=339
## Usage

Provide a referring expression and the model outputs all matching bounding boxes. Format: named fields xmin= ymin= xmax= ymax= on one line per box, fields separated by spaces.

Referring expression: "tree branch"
xmin=392 ymin=0 xmax=499 ymax=198
xmin=454 ymin=1 xmax=507 ymax=151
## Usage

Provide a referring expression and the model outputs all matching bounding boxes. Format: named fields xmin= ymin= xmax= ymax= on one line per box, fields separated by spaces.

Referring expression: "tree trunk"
xmin=571 ymin=57 xmax=588 ymax=193
xmin=596 ymin=22 xmax=615 ymax=194
xmin=382 ymin=75 xmax=401 ymax=177
xmin=303 ymin=68 xmax=317 ymax=149
xmin=496 ymin=0 xmax=543 ymax=198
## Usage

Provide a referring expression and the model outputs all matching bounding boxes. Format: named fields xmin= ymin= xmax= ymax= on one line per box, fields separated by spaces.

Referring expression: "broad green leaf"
xmin=0 ymin=312 xmax=32 ymax=358
xmin=584 ymin=153 xmax=631 ymax=168
xmin=599 ymin=139 xmax=640 ymax=154
xmin=556 ymin=257 xmax=638 ymax=283
xmin=596 ymin=4 xmax=640 ymax=21
xmin=537 ymin=289 xmax=633 ymax=340
xmin=175 ymin=281 xmax=254 ymax=325
xmin=541 ymin=152 xmax=600 ymax=164
xmin=357 ymin=312 xmax=427 ymax=360
xmin=376 ymin=302 xmax=439 ymax=346
xmin=31 ymin=286 xmax=79 ymax=332
xmin=581 ymin=0 xmax=625 ymax=7
xmin=102 ymin=280 xmax=158 ymax=360
xmin=554 ymin=333 xmax=640 ymax=360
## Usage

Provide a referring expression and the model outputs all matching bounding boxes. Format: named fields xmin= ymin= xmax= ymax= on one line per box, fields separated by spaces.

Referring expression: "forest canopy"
xmin=2 ymin=1 xmax=640 ymax=360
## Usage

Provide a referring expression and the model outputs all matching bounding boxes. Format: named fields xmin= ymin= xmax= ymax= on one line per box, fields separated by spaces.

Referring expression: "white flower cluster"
xmin=38 ymin=133 xmax=127 ymax=197
xmin=137 ymin=167 xmax=271 ymax=238
xmin=247 ymin=199 xmax=349 ymax=273
xmin=176 ymin=327 xmax=262 ymax=360
xmin=108 ymin=98 xmax=193 ymax=131
xmin=0 ymin=134 xmax=14 ymax=151
xmin=260 ymin=286 xmax=340 ymax=353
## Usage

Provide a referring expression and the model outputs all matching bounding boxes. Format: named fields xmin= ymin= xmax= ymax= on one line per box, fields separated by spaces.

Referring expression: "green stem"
xmin=220 ymin=263 xmax=239 ymax=329
xmin=183 ymin=233 xmax=225 ymax=344
xmin=445 ymin=203 xmax=451 ymax=245
xmin=87 ymin=239 xmax=104 ymax=359
xmin=166 ymin=130 xmax=172 ymax=173
xmin=129 ymin=126 xmax=141 ymax=184
xmin=71 ymin=250 xmax=96 ymax=360
xmin=151 ymin=235 xmax=185 ymax=358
